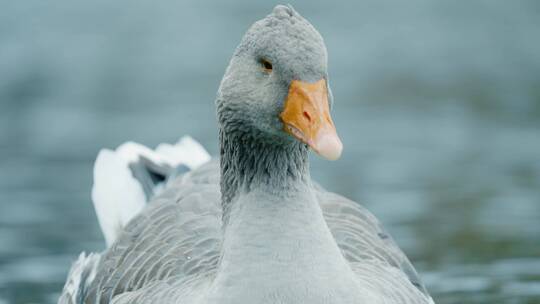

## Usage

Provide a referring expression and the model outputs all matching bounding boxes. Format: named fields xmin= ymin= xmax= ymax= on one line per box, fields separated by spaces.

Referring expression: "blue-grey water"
xmin=1 ymin=1 xmax=539 ymax=303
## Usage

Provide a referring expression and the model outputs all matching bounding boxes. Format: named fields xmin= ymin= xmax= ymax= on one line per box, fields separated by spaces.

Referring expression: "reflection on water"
xmin=0 ymin=1 xmax=539 ymax=303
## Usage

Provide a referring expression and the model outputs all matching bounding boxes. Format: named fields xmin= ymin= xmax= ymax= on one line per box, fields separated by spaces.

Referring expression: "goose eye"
xmin=260 ymin=59 xmax=273 ymax=73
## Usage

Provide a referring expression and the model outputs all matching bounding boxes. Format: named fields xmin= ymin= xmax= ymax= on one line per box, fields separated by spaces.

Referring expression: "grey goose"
xmin=59 ymin=5 xmax=434 ymax=304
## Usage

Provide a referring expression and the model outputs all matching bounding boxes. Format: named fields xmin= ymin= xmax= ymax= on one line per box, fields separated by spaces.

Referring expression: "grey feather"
xmin=76 ymin=161 xmax=431 ymax=303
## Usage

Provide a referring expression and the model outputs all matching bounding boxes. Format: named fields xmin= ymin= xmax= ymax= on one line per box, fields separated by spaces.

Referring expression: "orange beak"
xmin=280 ymin=79 xmax=343 ymax=160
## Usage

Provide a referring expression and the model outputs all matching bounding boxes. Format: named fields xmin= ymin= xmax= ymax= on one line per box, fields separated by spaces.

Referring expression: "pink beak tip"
xmin=314 ymin=132 xmax=343 ymax=161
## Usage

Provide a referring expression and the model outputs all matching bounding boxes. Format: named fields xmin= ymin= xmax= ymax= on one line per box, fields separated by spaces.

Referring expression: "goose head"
xmin=217 ymin=5 xmax=342 ymax=160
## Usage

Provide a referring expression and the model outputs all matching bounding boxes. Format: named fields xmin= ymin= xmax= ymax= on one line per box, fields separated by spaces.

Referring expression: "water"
xmin=1 ymin=1 xmax=539 ymax=303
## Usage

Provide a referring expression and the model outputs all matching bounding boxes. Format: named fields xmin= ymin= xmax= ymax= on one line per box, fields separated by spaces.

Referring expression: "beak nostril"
xmin=303 ymin=111 xmax=312 ymax=122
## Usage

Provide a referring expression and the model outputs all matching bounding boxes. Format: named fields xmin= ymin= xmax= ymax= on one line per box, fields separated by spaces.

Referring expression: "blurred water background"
xmin=1 ymin=1 xmax=539 ymax=303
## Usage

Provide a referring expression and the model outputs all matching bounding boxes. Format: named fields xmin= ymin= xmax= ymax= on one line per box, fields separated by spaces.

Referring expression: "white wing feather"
xmin=58 ymin=252 xmax=100 ymax=304
xmin=91 ymin=136 xmax=210 ymax=247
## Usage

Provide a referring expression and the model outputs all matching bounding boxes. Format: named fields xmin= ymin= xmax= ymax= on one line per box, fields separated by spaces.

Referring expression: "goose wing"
xmin=317 ymin=189 xmax=433 ymax=303
xmin=83 ymin=161 xmax=222 ymax=303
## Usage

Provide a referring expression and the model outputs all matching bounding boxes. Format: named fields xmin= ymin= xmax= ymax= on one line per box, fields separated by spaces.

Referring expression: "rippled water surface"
xmin=1 ymin=1 xmax=539 ymax=303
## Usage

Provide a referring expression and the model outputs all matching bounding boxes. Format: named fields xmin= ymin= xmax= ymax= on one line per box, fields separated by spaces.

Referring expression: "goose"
xmin=59 ymin=5 xmax=434 ymax=304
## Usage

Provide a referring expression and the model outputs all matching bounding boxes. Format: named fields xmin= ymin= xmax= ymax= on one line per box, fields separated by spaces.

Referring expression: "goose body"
xmin=59 ymin=5 xmax=434 ymax=304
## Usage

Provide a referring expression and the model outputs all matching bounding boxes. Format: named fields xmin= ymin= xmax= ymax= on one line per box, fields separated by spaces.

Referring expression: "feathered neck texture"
xmin=218 ymin=126 xmax=310 ymax=224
